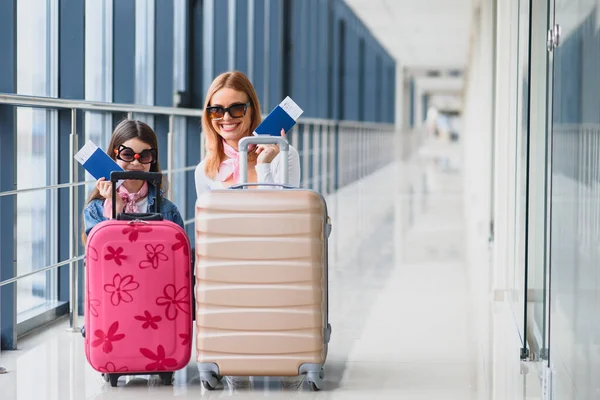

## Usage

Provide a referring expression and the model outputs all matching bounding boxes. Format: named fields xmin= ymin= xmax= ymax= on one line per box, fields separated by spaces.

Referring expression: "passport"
xmin=74 ymin=140 xmax=124 ymax=187
xmin=254 ymin=96 xmax=304 ymax=136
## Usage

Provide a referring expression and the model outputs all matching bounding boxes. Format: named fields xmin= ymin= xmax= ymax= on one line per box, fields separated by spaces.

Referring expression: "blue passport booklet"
xmin=74 ymin=140 xmax=123 ymax=186
xmin=254 ymin=96 xmax=304 ymax=136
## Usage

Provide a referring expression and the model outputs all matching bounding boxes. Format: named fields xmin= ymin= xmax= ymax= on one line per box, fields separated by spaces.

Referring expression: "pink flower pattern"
xmin=140 ymin=345 xmax=178 ymax=371
xmin=179 ymin=333 xmax=190 ymax=346
xmin=171 ymin=233 xmax=189 ymax=256
xmin=156 ymin=284 xmax=190 ymax=320
xmin=92 ymin=321 xmax=125 ymax=353
xmin=139 ymin=244 xmax=168 ymax=269
xmin=104 ymin=246 xmax=127 ymax=266
xmin=122 ymin=225 xmax=153 ymax=242
xmin=88 ymin=245 xmax=99 ymax=262
xmin=103 ymin=273 xmax=140 ymax=306
xmin=98 ymin=362 xmax=128 ymax=373
xmin=89 ymin=298 xmax=100 ymax=318
xmin=87 ymin=222 xmax=192 ymax=372
xmin=134 ymin=310 xmax=162 ymax=330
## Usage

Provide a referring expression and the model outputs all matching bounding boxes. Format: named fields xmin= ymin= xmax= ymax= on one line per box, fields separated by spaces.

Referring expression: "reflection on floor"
xmin=0 ymin=140 xmax=536 ymax=399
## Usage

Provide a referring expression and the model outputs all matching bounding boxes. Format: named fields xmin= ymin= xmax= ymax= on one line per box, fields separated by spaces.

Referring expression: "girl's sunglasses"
xmin=205 ymin=102 xmax=251 ymax=120
xmin=114 ymin=145 xmax=157 ymax=164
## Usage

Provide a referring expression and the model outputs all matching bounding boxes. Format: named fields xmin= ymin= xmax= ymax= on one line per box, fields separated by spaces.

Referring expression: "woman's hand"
xmin=256 ymin=129 xmax=286 ymax=164
xmin=96 ymin=178 xmax=124 ymax=211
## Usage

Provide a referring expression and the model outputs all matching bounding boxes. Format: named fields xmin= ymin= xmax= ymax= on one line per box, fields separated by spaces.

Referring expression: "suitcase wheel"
xmin=200 ymin=373 xmax=219 ymax=391
xmin=109 ymin=374 xmax=119 ymax=387
xmin=101 ymin=373 xmax=109 ymax=383
xmin=159 ymin=372 xmax=174 ymax=386
xmin=305 ymin=369 xmax=323 ymax=391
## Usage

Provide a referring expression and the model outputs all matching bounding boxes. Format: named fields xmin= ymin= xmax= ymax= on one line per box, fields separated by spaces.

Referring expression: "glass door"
xmin=523 ymin=0 xmax=553 ymax=362
xmin=511 ymin=0 xmax=532 ymax=356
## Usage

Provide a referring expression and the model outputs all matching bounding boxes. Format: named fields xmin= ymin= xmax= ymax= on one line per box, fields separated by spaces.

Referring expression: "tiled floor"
xmin=0 ymin=140 xmax=536 ymax=399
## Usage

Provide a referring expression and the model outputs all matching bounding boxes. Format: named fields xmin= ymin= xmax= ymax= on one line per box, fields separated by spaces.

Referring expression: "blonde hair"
xmin=202 ymin=71 xmax=262 ymax=179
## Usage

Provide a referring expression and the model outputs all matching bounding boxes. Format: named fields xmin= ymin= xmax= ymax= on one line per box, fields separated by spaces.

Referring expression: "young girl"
xmin=82 ymin=119 xmax=184 ymax=243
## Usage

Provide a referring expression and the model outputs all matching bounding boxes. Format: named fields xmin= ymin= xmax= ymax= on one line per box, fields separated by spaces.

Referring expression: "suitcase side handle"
xmin=110 ymin=171 xmax=163 ymax=219
xmin=237 ymin=136 xmax=290 ymax=185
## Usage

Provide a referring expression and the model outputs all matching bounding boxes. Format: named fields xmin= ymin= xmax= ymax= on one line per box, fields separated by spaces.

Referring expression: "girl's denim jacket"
xmin=83 ymin=185 xmax=184 ymax=236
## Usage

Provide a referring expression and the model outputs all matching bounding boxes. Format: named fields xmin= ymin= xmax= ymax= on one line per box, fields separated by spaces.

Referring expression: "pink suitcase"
xmin=194 ymin=136 xmax=331 ymax=391
xmin=84 ymin=171 xmax=192 ymax=387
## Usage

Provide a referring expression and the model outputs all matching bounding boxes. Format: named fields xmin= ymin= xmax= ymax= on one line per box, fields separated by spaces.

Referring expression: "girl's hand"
xmin=256 ymin=129 xmax=286 ymax=164
xmin=96 ymin=178 xmax=124 ymax=211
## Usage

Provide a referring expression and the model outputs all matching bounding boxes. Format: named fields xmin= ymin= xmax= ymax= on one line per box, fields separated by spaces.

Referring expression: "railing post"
xmin=336 ymin=123 xmax=340 ymax=189
xmin=320 ymin=124 xmax=327 ymax=195
xmin=328 ymin=123 xmax=334 ymax=194
xmin=168 ymin=115 xmax=175 ymax=198
xmin=66 ymin=108 xmax=80 ymax=333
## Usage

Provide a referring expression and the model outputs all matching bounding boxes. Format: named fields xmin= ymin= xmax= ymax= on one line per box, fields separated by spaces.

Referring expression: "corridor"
xmin=0 ymin=139 xmax=497 ymax=399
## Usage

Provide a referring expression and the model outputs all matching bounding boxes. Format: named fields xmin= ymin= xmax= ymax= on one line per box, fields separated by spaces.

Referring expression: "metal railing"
xmin=0 ymin=92 xmax=397 ymax=336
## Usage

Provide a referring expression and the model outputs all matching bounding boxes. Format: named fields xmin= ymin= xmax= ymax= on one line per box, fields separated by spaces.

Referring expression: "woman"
xmin=194 ymin=71 xmax=301 ymax=197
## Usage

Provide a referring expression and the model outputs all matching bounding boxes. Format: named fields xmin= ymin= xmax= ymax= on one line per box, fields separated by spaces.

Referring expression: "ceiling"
xmin=344 ymin=0 xmax=474 ymax=70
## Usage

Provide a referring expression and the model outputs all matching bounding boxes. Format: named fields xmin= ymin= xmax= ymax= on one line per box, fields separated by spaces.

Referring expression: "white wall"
xmin=462 ymin=0 xmax=495 ymax=394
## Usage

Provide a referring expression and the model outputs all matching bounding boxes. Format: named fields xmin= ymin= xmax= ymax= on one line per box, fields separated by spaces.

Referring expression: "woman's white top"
xmin=194 ymin=145 xmax=301 ymax=198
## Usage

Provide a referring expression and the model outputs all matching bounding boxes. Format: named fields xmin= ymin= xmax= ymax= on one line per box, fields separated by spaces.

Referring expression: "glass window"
xmin=173 ymin=0 xmax=187 ymax=96
xmin=84 ymin=0 xmax=113 ymax=147
xmin=172 ymin=0 xmax=188 ymax=217
xmin=134 ymin=0 xmax=155 ymax=126
xmin=84 ymin=0 xmax=113 ymax=207
xmin=15 ymin=0 xmax=59 ymax=318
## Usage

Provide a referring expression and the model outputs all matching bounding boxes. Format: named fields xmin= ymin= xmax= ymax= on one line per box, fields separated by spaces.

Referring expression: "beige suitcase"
xmin=194 ymin=136 xmax=331 ymax=391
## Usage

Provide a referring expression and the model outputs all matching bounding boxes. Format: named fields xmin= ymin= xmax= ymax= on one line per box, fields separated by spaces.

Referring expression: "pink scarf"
xmin=103 ymin=181 xmax=149 ymax=218
xmin=215 ymin=141 xmax=255 ymax=182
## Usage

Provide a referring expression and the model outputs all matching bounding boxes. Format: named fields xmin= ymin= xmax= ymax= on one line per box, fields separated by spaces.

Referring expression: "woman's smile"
xmin=219 ymin=122 xmax=241 ymax=133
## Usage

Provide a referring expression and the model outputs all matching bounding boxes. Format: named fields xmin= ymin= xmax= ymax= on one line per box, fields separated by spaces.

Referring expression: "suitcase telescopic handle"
xmin=110 ymin=171 xmax=163 ymax=219
xmin=228 ymin=183 xmax=296 ymax=190
xmin=237 ymin=136 xmax=290 ymax=186
xmin=110 ymin=170 xmax=163 ymax=185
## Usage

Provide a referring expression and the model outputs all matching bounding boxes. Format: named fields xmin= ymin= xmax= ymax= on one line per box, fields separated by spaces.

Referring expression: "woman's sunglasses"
xmin=114 ymin=144 xmax=157 ymax=164
xmin=205 ymin=102 xmax=251 ymax=120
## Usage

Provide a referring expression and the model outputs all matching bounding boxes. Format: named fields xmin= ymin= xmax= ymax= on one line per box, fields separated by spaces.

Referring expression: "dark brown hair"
xmin=202 ymin=71 xmax=262 ymax=178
